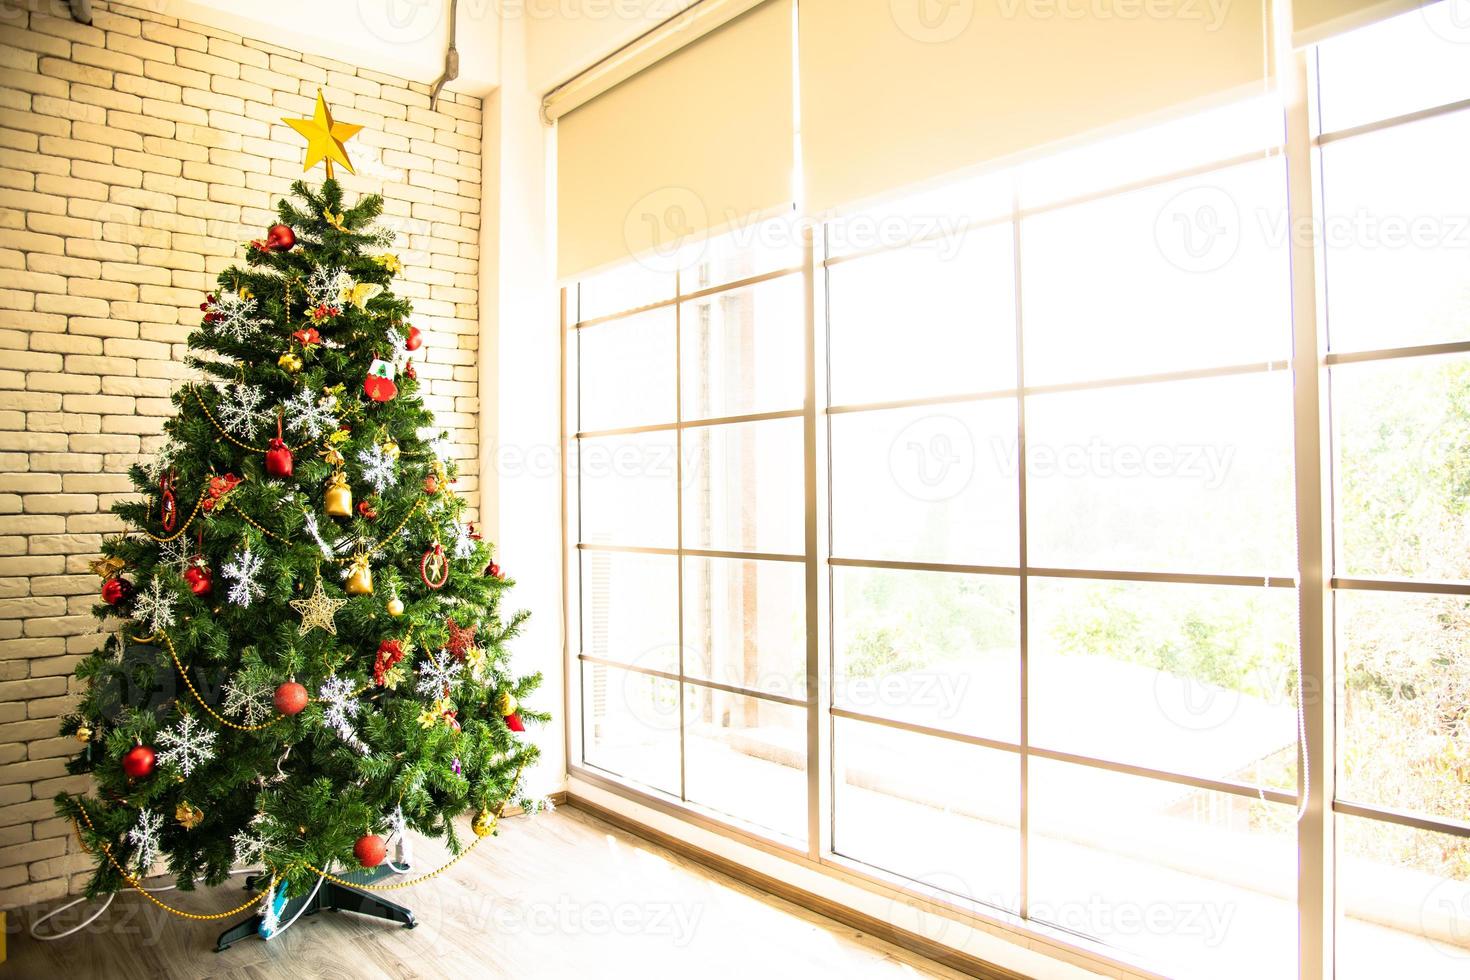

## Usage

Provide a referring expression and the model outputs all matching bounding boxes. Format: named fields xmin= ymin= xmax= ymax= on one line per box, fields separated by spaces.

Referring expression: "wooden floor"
xmin=5 ymin=804 xmax=973 ymax=979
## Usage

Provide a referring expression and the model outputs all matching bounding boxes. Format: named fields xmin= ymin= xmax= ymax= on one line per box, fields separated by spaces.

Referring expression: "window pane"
xmin=578 ymin=308 xmax=675 ymax=431
xmin=684 ymin=685 xmax=806 ymax=841
xmin=1319 ymin=111 xmax=1470 ymax=353
xmin=1030 ymin=759 xmax=1296 ymax=978
xmin=680 ymin=275 xmax=804 ymax=422
xmin=577 ymin=430 xmax=677 ymax=548
xmin=833 ymin=717 xmax=1020 ymax=912
xmin=582 ymin=662 xmax=681 ymax=796
xmin=833 ymin=567 xmax=1019 ymax=744
xmin=682 ymin=417 xmax=804 ymax=555
xmin=1030 ymin=578 xmax=1299 ymax=790
xmin=1338 ymin=589 xmax=1470 ymax=823
xmin=580 ymin=551 xmax=678 ymax=673
xmin=1017 ymin=95 xmax=1282 ymax=211
xmin=1337 ymin=813 xmax=1470 ymax=979
xmin=830 ymin=401 xmax=1019 ymax=566
xmin=1317 ymin=3 xmax=1470 ymax=136
xmin=578 ymin=263 xmax=675 ymax=323
xmin=827 ymin=225 xmax=1016 ymax=406
xmin=1021 ymin=159 xmax=1290 ymax=386
xmin=683 ymin=556 xmax=805 ymax=700
xmin=1332 ymin=354 xmax=1470 ymax=582
xmin=684 ymin=219 xmax=803 ymax=288
xmin=1025 ymin=372 xmax=1295 ymax=575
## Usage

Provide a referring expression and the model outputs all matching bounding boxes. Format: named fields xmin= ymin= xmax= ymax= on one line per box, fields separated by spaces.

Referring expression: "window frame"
xmin=559 ymin=38 xmax=1470 ymax=980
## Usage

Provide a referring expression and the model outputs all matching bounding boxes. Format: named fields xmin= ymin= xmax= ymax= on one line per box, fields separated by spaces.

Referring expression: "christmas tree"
xmin=56 ymin=94 xmax=544 ymax=913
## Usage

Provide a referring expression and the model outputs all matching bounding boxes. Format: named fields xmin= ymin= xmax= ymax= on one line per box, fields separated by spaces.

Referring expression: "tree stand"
xmin=215 ymin=863 xmax=415 ymax=951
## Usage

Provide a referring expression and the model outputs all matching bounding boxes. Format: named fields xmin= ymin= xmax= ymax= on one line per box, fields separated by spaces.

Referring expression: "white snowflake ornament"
xmin=356 ymin=442 xmax=398 ymax=493
xmin=223 ymin=547 xmax=265 ymax=607
xmin=222 ymin=676 xmax=273 ymax=726
xmin=415 ymin=654 xmax=463 ymax=700
xmin=132 ymin=577 xmax=176 ymax=634
xmin=282 ymin=387 xmax=339 ymax=441
xmin=157 ymin=714 xmax=217 ymax=778
xmin=319 ymin=676 xmax=369 ymax=754
xmin=217 ymin=383 xmax=269 ymax=439
xmin=128 ymin=808 xmax=163 ymax=872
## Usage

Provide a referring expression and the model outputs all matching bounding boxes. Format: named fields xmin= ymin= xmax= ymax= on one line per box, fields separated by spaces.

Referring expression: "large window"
xmin=565 ymin=6 xmax=1470 ymax=978
xmin=1316 ymin=5 xmax=1470 ymax=976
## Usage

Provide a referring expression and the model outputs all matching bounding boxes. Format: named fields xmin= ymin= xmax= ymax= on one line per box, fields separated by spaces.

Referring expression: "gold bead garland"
xmin=136 ymin=631 xmax=283 ymax=732
xmin=190 ymin=386 xmax=319 ymax=455
xmin=71 ymin=801 xmax=277 ymax=922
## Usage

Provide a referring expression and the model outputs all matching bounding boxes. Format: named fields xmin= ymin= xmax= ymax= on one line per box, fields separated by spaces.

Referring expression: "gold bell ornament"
xmin=324 ymin=470 xmax=353 ymax=518
xmin=345 ymin=553 xmax=374 ymax=596
xmin=278 ymin=351 xmax=303 ymax=374
xmin=472 ymin=808 xmax=494 ymax=838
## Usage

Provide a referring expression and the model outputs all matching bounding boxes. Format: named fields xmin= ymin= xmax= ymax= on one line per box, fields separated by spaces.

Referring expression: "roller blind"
xmin=556 ymin=0 xmax=794 ymax=281
xmin=1292 ymin=0 xmax=1425 ymax=45
xmin=798 ymin=0 xmax=1269 ymax=217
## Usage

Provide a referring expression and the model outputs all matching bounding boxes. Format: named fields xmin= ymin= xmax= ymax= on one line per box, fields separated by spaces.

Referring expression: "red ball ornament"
xmin=102 ymin=576 xmax=134 ymax=606
xmin=264 ymin=437 xmax=293 ymax=479
xmin=505 ymin=712 xmax=526 ymax=733
xmin=273 ymin=681 xmax=308 ymax=716
xmin=265 ymin=223 xmax=296 ymax=252
xmin=353 ymin=834 xmax=387 ymax=868
xmin=183 ymin=564 xmax=212 ymax=596
xmin=122 ymin=744 xmax=156 ymax=779
xmin=404 ymin=325 xmax=424 ymax=351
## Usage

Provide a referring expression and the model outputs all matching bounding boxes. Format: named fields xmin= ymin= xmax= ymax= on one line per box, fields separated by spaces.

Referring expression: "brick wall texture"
xmin=0 ymin=0 xmax=484 ymax=908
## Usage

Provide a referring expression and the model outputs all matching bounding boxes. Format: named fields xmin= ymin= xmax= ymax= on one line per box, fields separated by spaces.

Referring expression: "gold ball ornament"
xmin=278 ymin=351 xmax=303 ymax=373
xmin=496 ymin=691 xmax=518 ymax=717
xmin=386 ymin=597 xmax=405 ymax=617
xmin=74 ymin=725 xmax=92 ymax=742
xmin=472 ymin=808 xmax=494 ymax=837
xmin=324 ymin=471 xmax=353 ymax=518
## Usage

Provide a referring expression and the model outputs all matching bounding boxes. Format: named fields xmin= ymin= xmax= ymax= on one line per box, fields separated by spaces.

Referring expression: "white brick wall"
xmin=0 ymin=0 xmax=484 ymax=908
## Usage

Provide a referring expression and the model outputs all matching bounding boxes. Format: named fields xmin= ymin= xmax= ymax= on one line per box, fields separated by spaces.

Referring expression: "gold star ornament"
xmin=290 ymin=575 xmax=349 ymax=636
xmin=282 ymin=89 xmax=361 ymax=179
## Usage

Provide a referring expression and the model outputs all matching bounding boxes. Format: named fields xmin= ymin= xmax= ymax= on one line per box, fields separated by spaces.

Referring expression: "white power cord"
xmin=26 ymin=867 xmax=318 ymax=943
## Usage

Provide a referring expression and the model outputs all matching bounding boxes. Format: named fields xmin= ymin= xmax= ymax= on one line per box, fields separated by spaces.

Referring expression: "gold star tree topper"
xmin=283 ymin=90 xmax=362 ymax=179
xmin=290 ymin=575 xmax=349 ymax=636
